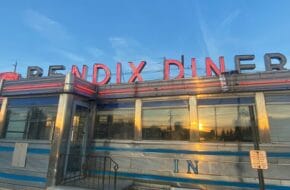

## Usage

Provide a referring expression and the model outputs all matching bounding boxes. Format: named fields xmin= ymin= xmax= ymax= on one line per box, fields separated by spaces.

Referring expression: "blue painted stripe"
xmin=0 ymin=146 xmax=14 ymax=152
xmin=267 ymin=152 xmax=290 ymax=158
xmin=27 ymin=148 xmax=50 ymax=154
xmin=0 ymin=172 xmax=46 ymax=183
xmin=93 ymin=146 xmax=290 ymax=158
xmin=0 ymin=146 xmax=50 ymax=155
xmin=91 ymin=170 xmax=290 ymax=190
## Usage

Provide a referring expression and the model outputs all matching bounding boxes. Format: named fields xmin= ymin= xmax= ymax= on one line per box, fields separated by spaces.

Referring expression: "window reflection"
xmin=94 ymin=102 xmax=134 ymax=139
xmin=5 ymin=106 xmax=57 ymax=140
xmin=142 ymin=100 xmax=189 ymax=141
xmin=266 ymin=95 xmax=290 ymax=143
xmin=198 ymin=102 xmax=254 ymax=142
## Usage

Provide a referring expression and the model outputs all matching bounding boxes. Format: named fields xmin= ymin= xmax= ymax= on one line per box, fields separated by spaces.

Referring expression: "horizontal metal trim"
xmin=92 ymin=146 xmax=290 ymax=158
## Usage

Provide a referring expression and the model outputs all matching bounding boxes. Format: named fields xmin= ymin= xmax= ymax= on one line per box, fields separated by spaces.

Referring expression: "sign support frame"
xmin=249 ymin=106 xmax=265 ymax=190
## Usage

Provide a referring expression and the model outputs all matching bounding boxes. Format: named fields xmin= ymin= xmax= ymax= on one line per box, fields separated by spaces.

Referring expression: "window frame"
xmin=141 ymin=98 xmax=190 ymax=141
xmin=265 ymin=93 xmax=290 ymax=143
xmin=197 ymin=96 xmax=256 ymax=143
xmin=94 ymin=100 xmax=135 ymax=140
xmin=3 ymin=96 xmax=58 ymax=141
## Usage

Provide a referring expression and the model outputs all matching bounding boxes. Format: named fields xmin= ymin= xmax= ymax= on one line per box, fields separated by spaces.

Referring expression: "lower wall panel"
xmin=0 ymin=141 xmax=51 ymax=189
xmin=91 ymin=140 xmax=290 ymax=190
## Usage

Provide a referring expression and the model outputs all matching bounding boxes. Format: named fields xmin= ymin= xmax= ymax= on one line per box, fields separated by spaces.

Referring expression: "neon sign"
xmin=0 ymin=72 xmax=20 ymax=81
xmin=71 ymin=53 xmax=288 ymax=85
xmin=0 ymin=53 xmax=287 ymax=85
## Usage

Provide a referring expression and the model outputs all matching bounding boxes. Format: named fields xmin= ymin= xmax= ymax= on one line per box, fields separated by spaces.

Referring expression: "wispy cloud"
xmin=109 ymin=37 xmax=139 ymax=62
xmin=195 ymin=6 xmax=219 ymax=58
xmin=109 ymin=37 xmax=130 ymax=48
xmin=219 ymin=9 xmax=241 ymax=32
xmin=52 ymin=48 xmax=85 ymax=62
xmin=87 ymin=47 xmax=105 ymax=59
xmin=24 ymin=9 xmax=70 ymax=41
xmin=23 ymin=9 xmax=105 ymax=65
xmin=109 ymin=37 xmax=163 ymax=70
xmin=109 ymin=37 xmax=163 ymax=80
xmin=194 ymin=2 xmax=241 ymax=59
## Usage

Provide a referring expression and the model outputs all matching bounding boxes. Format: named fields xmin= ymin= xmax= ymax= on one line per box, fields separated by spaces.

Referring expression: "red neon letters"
xmin=18 ymin=52 xmax=286 ymax=85
xmin=116 ymin=62 xmax=122 ymax=84
xmin=205 ymin=57 xmax=225 ymax=76
xmin=128 ymin=61 xmax=146 ymax=83
xmin=191 ymin=58 xmax=197 ymax=77
xmin=71 ymin=57 xmax=227 ymax=85
xmin=71 ymin=65 xmax=88 ymax=80
xmin=164 ymin=59 xmax=184 ymax=80
xmin=92 ymin=64 xmax=111 ymax=85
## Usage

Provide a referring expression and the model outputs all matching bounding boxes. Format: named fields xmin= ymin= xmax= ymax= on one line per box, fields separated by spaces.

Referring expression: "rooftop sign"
xmin=0 ymin=53 xmax=288 ymax=85
xmin=71 ymin=53 xmax=288 ymax=85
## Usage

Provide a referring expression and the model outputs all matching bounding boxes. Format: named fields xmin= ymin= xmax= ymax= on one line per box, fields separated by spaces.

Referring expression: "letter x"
xmin=128 ymin=61 xmax=146 ymax=83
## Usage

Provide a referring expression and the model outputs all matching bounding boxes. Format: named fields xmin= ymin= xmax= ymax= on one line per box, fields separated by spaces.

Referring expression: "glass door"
xmin=64 ymin=103 xmax=89 ymax=177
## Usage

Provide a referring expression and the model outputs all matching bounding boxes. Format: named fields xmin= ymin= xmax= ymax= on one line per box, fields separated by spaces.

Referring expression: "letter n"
xmin=206 ymin=57 xmax=225 ymax=76
xmin=71 ymin=65 xmax=88 ymax=80
xmin=187 ymin=160 xmax=199 ymax=174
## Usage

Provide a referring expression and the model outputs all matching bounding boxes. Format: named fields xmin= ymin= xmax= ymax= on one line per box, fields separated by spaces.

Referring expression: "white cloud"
xmin=219 ymin=10 xmax=241 ymax=30
xmin=109 ymin=37 xmax=130 ymax=48
xmin=24 ymin=9 xmax=70 ymax=41
xmin=52 ymin=48 xmax=85 ymax=62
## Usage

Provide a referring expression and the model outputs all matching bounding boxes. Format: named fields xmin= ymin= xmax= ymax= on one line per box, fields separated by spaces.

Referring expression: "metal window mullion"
xmin=189 ymin=96 xmax=199 ymax=142
xmin=24 ymin=110 xmax=31 ymax=139
xmin=134 ymin=99 xmax=142 ymax=141
xmin=0 ymin=98 xmax=8 ymax=138
xmin=255 ymin=92 xmax=271 ymax=143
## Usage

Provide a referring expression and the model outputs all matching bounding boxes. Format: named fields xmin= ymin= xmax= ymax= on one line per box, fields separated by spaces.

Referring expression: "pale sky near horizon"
xmin=1 ymin=0 xmax=290 ymax=82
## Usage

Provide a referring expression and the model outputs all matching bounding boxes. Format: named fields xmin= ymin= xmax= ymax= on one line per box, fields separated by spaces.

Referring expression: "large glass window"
xmin=4 ymin=96 xmax=58 ymax=140
xmin=142 ymin=100 xmax=190 ymax=140
xmin=94 ymin=101 xmax=134 ymax=139
xmin=266 ymin=94 xmax=290 ymax=143
xmin=197 ymin=97 xmax=255 ymax=142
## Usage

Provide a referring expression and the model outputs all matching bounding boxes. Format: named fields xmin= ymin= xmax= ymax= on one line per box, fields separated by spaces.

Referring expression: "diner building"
xmin=0 ymin=65 xmax=290 ymax=189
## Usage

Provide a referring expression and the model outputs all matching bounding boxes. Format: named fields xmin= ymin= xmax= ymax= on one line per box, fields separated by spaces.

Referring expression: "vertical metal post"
xmin=102 ymin=156 xmax=106 ymax=190
xmin=0 ymin=97 xmax=8 ymax=138
xmin=189 ymin=96 xmax=199 ymax=141
xmin=134 ymin=99 xmax=142 ymax=140
xmin=255 ymin=92 xmax=271 ymax=143
xmin=249 ymin=105 xmax=265 ymax=190
xmin=114 ymin=167 xmax=117 ymax=190
xmin=47 ymin=73 xmax=74 ymax=186
xmin=13 ymin=61 xmax=18 ymax=73
xmin=181 ymin=55 xmax=184 ymax=66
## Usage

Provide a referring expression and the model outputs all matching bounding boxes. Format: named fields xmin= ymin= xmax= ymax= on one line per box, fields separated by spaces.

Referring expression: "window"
xmin=142 ymin=99 xmax=190 ymax=140
xmin=4 ymin=96 xmax=58 ymax=140
xmin=94 ymin=101 xmax=135 ymax=139
xmin=266 ymin=94 xmax=290 ymax=143
xmin=197 ymin=97 xmax=255 ymax=142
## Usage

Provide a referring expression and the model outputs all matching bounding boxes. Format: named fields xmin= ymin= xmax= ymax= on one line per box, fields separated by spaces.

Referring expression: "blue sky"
xmin=1 ymin=0 xmax=290 ymax=82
